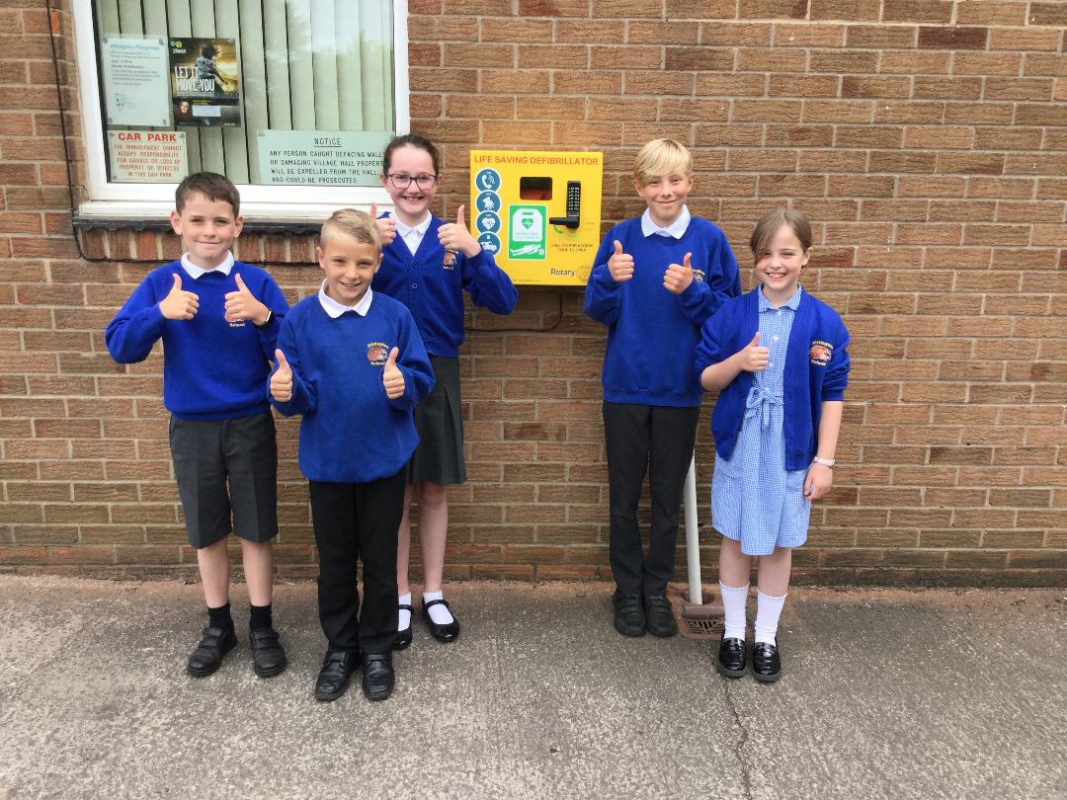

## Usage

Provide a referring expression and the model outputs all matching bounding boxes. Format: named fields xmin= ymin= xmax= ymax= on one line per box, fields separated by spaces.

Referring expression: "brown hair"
xmin=382 ymin=133 xmax=440 ymax=176
xmin=749 ymin=208 xmax=813 ymax=261
xmin=175 ymin=172 xmax=241 ymax=216
xmin=319 ymin=208 xmax=382 ymax=253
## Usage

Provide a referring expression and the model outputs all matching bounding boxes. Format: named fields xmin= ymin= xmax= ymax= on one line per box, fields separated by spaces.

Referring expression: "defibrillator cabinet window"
xmin=91 ymin=0 xmax=397 ymax=187
xmin=519 ymin=177 xmax=552 ymax=200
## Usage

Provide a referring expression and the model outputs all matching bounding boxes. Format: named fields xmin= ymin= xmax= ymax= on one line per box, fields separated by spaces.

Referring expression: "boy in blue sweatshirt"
xmin=105 ymin=172 xmax=290 ymax=679
xmin=584 ymin=139 xmax=741 ymax=638
xmin=270 ymin=209 xmax=434 ymax=703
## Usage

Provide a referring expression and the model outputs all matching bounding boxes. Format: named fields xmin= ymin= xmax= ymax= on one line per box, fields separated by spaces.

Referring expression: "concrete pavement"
xmin=0 ymin=576 xmax=1065 ymax=799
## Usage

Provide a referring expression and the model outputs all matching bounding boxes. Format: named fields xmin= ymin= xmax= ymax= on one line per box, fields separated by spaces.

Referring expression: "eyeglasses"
xmin=386 ymin=173 xmax=439 ymax=190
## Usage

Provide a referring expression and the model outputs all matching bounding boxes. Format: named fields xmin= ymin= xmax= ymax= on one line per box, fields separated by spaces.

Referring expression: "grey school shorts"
xmin=169 ymin=411 xmax=279 ymax=549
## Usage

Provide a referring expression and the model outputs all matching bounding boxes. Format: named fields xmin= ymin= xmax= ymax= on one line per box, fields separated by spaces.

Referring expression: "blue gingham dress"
xmin=712 ymin=286 xmax=811 ymax=556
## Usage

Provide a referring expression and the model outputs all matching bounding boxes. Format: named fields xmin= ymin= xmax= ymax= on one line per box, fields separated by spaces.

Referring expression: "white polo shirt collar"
xmin=180 ymin=251 xmax=234 ymax=279
xmin=641 ymin=206 xmax=691 ymax=239
xmin=317 ymin=280 xmax=373 ymax=318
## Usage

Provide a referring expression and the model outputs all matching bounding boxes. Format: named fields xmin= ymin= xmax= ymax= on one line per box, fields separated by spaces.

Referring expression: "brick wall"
xmin=0 ymin=0 xmax=1065 ymax=585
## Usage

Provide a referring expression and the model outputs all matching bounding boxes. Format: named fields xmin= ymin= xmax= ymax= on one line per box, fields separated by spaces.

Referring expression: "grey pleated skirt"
xmin=407 ymin=355 xmax=467 ymax=486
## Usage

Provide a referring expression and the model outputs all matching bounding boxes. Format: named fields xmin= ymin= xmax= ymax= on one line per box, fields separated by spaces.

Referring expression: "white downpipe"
xmin=683 ymin=454 xmax=702 ymax=605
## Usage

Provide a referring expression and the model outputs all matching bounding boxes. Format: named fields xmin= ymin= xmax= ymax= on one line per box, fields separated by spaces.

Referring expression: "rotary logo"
xmin=809 ymin=340 xmax=833 ymax=367
xmin=367 ymin=342 xmax=389 ymax=365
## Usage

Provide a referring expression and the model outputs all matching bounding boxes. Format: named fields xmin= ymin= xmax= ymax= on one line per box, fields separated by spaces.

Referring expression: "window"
xmin=73 ymin=0 xmax=409 ymax=220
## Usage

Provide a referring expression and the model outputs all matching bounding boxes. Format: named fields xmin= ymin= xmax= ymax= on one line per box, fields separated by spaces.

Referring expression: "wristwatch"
xmin=253 ymin=309 xmax=273 ymax=328
xmin=812 ymin=456 xmax=835 ymax=467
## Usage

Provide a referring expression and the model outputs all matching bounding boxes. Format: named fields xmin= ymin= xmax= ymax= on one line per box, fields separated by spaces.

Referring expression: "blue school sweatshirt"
xmin=695 ymin=287 xmax=851 ymax=471
xmin=374 ymin=213 xmax=518 ymax=358
xmin=270 ymin=292 xmax=435 ymax=484
xmin=104 ymin=260 xmax=289 ymax=420
xmin=583 ymin=216 xmax=742 ymax=407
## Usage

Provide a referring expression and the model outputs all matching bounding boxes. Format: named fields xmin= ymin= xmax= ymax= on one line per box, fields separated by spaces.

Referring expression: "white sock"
xmin=423 ymin=590 xmax=455 ymax=625
xmin=719 ymin=582 xmax=749 ymax=640
xmin=754 ymin=591 xmax=787 ymax=646
xmin=398 ymin=592 xmax=412 ymax=632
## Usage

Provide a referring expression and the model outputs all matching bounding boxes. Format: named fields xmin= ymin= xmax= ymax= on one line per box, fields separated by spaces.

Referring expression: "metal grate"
xmin=681 ymin=614 xmax=724 ymax=640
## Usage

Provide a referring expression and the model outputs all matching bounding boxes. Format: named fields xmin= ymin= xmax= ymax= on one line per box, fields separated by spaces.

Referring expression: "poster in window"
xmin=169 ymin=38 xmax=243 ymax=128
xmin=101 ymin=37 xmax=171 ymax=127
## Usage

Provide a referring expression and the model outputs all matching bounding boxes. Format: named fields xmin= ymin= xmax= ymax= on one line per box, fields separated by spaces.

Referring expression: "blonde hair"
xmin=319 ymin=208 xmax=382 ymax=252
xmin=749 ymin=208 xmax=813 ymax=262
xmin=633 ymin=138 xmax=694 ymax=185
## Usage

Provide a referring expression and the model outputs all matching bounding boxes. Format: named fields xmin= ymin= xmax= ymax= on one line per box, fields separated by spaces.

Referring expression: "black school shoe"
xmin=612 ymin=592 xmax=646 ymax=637
xmin=362 ymin=653 xmax=395 ymax=701
xmin=186 ymin=626 xmax=237 ymax=678
xmin=393 ymin=603 xmax=414 ymax=650
xmin=752 ymin=641 xmax=782 ymax=683
xmin=315 ymin=649 xmax=358 ymax=702
xmin=716 ymin=635 xmax=747 ymax=679
xmin=249 ymin=627 xmax=287 ymax=678
xmin=423 ymin=598 xmax=460 ymax=642
xmin=642 ymin=594 xmax=678 ymax=637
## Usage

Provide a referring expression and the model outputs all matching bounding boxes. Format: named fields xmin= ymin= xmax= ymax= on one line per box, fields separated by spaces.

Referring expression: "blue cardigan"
xmin=374 ymin=214 xmax=518 ymax=358
xmin=695 ymin=287 xmax=850 ymax=471
xmin=105 ymin=260 xmax=289 ymax=420
xmin=583 ymin=216 xmax=741 ymax=407
xmin=270 ymin=293 xmax=435 ymax=483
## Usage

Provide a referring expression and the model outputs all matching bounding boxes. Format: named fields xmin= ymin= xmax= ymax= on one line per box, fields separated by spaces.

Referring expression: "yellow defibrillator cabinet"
xmin=468 ymin=150 xmax=603 ymax=287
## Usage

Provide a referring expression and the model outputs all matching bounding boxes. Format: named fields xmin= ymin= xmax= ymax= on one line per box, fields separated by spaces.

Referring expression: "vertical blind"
xmin=95 ymin=0 xmax=395 ymax=184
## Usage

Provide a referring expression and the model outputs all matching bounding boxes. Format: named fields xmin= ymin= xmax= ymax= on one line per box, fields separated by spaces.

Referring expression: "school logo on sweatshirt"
xmin=692 ymin=269 xmax=705 ymax=283
xmin=367 ymin=343 xmax=389 ymax=365
xmin=810 ymin=340 xmax=833 ymax=367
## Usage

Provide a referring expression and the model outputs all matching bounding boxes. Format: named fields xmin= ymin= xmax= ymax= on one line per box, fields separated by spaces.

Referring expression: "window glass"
xmin=93 ymin=0 xmax=395 ymax=187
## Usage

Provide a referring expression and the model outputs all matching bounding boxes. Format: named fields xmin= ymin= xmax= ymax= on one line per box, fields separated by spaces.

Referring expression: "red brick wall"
xmin=1 ymin=1 xmax=1065 ymax=585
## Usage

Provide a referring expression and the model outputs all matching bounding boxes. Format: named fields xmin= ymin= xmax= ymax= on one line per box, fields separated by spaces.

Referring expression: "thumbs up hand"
xmin=382 ymin=347 xmax=405 ymax=399
xmin=736 ymin=332 xmax=770 ymax=373
xmin=270 ymin=349 xmax=293 ymax=402
xmin=663 ymin=252 xmax=694 ymax=295
xmin=371 ymin=201 xmax=396 ymax=246
xmin=159 ymin=273 xmax=200 ymax=320
xmin=224 ymin=272 xmax=270 ymax=324
xmin=607 ymin=240 xmax=634 ymax=283
xmin=437 ymin=205 xmax=479 ymax=258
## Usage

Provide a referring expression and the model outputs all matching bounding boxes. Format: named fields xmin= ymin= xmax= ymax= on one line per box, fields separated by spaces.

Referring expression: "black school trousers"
xmin=603 ymin=401 xmax=701 ymax=596
xmin=308 ymin=469 xmax=406 ymax=656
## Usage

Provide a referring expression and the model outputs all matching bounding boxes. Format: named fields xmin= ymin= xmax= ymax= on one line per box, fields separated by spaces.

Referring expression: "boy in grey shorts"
xmin=106 ymin=172 xmax=290 ymax=678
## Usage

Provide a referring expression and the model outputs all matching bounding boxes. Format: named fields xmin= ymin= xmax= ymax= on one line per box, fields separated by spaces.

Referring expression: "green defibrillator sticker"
xmin=508 ymin=205 xmax=547 ymax=260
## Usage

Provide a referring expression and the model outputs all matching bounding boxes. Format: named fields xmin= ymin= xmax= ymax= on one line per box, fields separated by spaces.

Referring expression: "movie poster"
xmin=169 ymin=38 xmax=242 ymax=127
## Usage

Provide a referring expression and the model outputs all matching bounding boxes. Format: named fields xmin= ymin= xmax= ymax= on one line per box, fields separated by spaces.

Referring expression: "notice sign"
xmin=102 ymin=36 xmax=171 ymax=127
xmin=108 ymin=131 xmax=188 ymax=183
xmin=257 ymin=130 xmax=394 ymax=186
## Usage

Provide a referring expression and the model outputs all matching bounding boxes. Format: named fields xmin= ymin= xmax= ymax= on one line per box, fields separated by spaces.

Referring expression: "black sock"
xmin=208 ymin=602 xmax=235 ymax=632
xmin=249 ymin=603 xmax=273 ymax=632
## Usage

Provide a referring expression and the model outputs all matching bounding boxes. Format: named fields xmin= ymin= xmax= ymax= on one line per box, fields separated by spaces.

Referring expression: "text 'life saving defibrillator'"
xmin=468 ymin=150 xmax=604 ymax=287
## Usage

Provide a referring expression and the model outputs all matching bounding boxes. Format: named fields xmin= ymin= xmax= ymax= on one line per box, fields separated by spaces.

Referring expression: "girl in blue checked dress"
xmin=696 ymin=209 xmax=850 ymax=682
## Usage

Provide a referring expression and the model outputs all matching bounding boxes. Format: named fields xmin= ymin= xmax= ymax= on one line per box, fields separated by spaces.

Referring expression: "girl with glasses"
xmin=373 ymin=134 xmax=518 ymax=650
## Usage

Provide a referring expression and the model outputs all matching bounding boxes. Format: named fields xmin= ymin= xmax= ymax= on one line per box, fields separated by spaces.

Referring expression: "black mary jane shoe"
xmin=423 ymin=598 xmax=460 ymax=643
xmin=314 ymin=649 xmax=358 ymax=702
xmin=249 ymin=627 xmax=287 ymax=678
xmin=362 ymin=653 xmax=396 ymax=701
xmin=393 ymin=603 xmax=414 ymax=651
xmin=752 ymin=641 xmax=782 ymax=683
xmin=186 ymin=626 xmax=238 ymax=678
xmin=716 ymin=635 xmax=747 ymax=679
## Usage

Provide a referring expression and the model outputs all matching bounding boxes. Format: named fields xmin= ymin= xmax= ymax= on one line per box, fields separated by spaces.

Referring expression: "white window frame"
xmin=71 ymin=0 xmax=408 ymax=222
